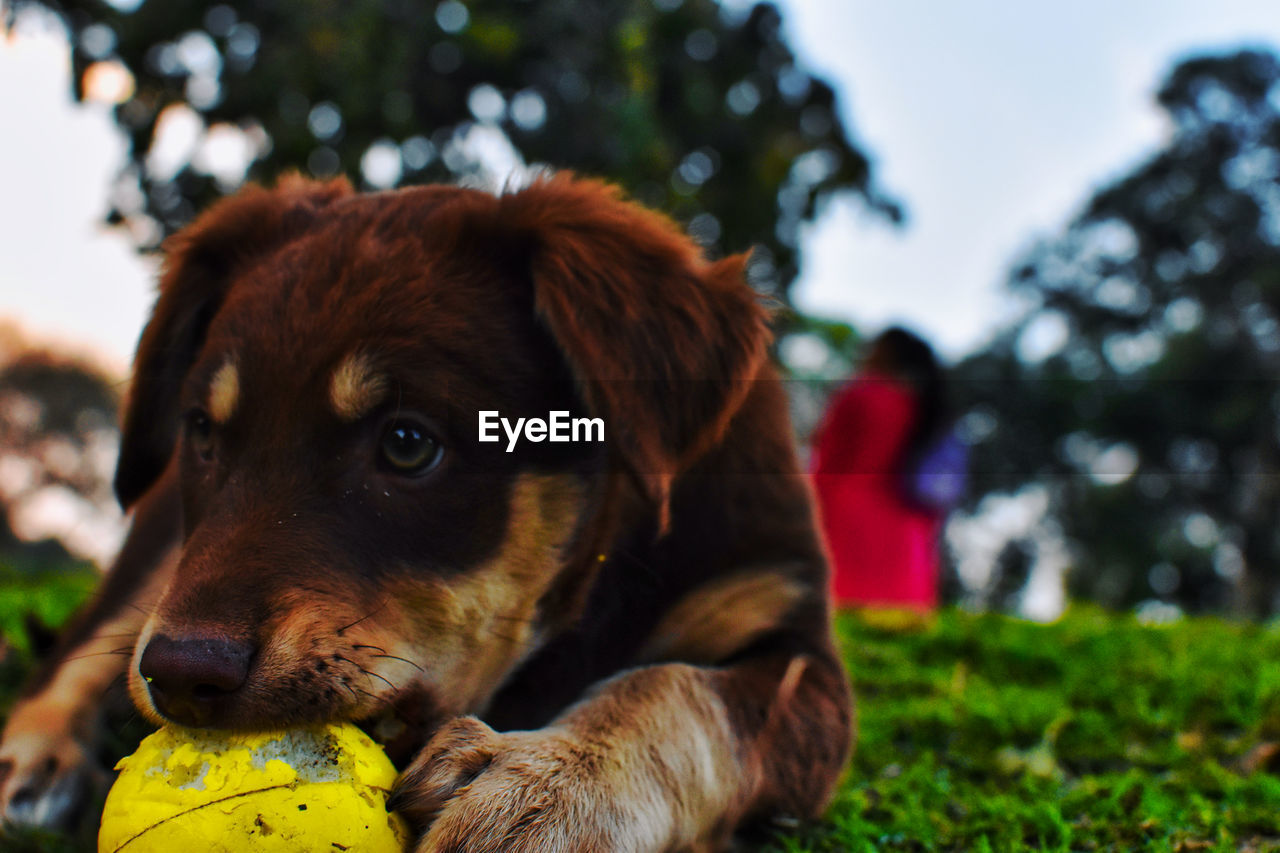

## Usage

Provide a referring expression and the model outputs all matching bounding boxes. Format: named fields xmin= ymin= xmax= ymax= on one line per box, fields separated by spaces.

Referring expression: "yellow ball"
xmin=98 ymin=722 xmax=409 ymax=852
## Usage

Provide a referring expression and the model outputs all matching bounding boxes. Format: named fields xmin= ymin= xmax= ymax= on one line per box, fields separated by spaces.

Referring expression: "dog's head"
xmin=117 ymin=174 xmax=769 ymax=737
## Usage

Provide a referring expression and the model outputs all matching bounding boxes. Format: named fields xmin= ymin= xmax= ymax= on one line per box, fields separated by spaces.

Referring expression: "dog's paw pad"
xmin=0 ymin=738 xmax=104 ymax=830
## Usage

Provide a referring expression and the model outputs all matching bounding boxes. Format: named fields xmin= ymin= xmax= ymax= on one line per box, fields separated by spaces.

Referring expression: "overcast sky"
xmin=2 ymin=0 xmax=1280 ymax=373
xmin=779 ymin=0 xmax=1280 ymax=359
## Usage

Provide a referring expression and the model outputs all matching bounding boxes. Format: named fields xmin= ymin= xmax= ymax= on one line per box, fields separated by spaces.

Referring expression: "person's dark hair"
xmin=868 ymin=326 xmax=949 ymax=468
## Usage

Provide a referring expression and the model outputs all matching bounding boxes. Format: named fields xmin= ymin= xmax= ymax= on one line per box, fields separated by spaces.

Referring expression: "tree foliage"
xmin=10 ymin=0 xmax=900 ymax=301
xmin=957 ymin=49 xmax=1280 ymax=615
xmin=0 ymin=331 xmax=122 ymax=571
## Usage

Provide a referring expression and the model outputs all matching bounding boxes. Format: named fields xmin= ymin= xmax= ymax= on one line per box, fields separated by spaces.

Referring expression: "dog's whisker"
xmin=357 ymin=667 xmax=398 ymax=691
xmin=335 ymin=600 xmax=390 ymax=636
xmin=352 ymin=685 xmax=387 ymax=701
xmin=612 ymin=548 xmax=660 ymax=581
xmin=63 ymin=646 xmax=136 ymax=663
xmin=97 ymin=672 xmax=129 ymax=701
xmin=355 ymin=686 xmax=394 ymax=701
xmin=368 ymin=653 xmax=424 ymax=672
xmin=349 ymin=686 xmax=399 ymax=715
xmin=351 ymin=687 xmax=396 ymax=712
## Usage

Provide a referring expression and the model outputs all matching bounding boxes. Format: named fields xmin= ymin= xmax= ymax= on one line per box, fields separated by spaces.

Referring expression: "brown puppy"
xmin=0 ymin=174 xmax=852 ymax=851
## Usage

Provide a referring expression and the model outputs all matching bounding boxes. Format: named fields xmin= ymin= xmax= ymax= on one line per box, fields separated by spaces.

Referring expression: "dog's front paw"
xmin=0 ymin=719 xmax=105 ymax=830
xmin=392 ymin=716 xmax=669 ymax=853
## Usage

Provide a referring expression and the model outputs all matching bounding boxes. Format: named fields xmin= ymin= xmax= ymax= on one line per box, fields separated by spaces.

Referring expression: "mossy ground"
xmin=771 ymin=608 xmax=1280 ymax=851
xmin=1 ymin=569 xmax=1278 ymax=851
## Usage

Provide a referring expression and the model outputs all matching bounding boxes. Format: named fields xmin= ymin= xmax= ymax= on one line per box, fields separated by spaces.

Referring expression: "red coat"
xmin=810 ymin=372 xmax=940 ymax=610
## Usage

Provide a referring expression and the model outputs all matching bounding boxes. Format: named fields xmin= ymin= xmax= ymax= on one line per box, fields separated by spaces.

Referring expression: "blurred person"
xmin=810 ymin=327 xmax=965 ymax=618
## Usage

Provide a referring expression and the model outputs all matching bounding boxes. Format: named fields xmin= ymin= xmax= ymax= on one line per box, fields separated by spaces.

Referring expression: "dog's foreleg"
xmin=0 ymin=477 xmax=179 ymax=829
xmin=393 ymin=651 xmax=852 ymax=853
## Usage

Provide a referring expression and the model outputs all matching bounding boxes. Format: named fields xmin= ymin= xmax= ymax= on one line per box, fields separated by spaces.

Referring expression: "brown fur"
xmin=637 ymin=570 xmax=810 ymax=665
xmin=0 ymin=173 xmax=853 ymax=850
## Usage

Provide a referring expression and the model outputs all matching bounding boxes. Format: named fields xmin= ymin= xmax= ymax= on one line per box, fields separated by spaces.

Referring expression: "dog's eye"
xmin=186 ymin=409 xmax=214 ymax=461
xmin=379 ymin=422 xmax=442 ymax=474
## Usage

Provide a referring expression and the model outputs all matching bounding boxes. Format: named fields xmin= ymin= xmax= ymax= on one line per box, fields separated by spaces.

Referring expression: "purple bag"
xmin=904 ymin=428 xmax=969 ymax=513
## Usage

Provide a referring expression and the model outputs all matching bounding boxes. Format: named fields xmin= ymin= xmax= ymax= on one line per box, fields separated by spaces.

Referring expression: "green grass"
xmin=2 ymin=570 xmax=1279 ymax=851
xmin=0 ymin=567 xmax=98 ymax=656
xmin=771 ymin=608 xmax=1280 ymax=852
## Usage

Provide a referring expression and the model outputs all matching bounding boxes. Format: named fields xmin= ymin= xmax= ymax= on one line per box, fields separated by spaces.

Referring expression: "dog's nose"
xmin=139 ymin=634 xmax=255 ymax=727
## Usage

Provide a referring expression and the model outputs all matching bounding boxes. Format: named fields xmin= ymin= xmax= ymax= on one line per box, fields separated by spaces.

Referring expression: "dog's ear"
xmin=499 ymin=175 xmax=772 ymax=527
xmin=114 ymin=176 xmax=352 ymax=509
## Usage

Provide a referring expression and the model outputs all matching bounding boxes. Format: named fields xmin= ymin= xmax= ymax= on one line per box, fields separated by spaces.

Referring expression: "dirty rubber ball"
xmin=98 ymin=722 xmax=408 ymax=852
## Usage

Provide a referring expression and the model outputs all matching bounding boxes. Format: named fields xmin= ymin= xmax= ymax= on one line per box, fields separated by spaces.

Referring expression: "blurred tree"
xmin=7 ymin=0 xmax=900 ymax=303
xmin=955 ymin=49 xmax=1280 ymax=615
xmin=0 ymin=332 xmax=124 ymax=570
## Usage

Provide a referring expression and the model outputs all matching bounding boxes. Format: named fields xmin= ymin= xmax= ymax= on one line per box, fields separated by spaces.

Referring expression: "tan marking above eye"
xmin=330 ymin=352 xmax=388 ymax=421
xmin=208 ymin=360 xmax=240 ymax=424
